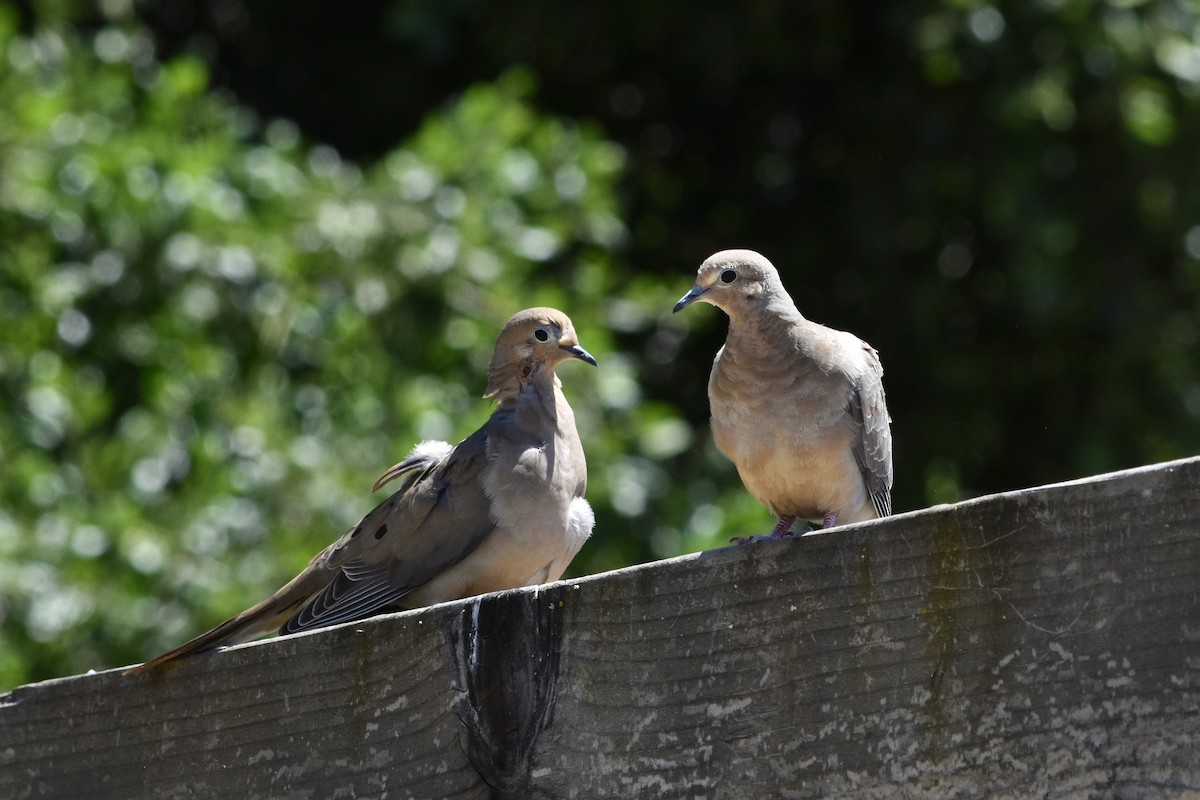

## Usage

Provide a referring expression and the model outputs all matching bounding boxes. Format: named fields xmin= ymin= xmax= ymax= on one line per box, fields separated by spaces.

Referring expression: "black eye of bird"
xmin=720 ymin=269 xmax=737 ymax=284
xmin=533 ymin=328 xmax=550 ymax=342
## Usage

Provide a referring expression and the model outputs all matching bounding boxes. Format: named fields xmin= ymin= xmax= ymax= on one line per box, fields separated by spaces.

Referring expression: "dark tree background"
xmin=144 ymin=0 xmax=1200 ymax=493
xmin=2 ymin=0 xmax=1198 ymax=687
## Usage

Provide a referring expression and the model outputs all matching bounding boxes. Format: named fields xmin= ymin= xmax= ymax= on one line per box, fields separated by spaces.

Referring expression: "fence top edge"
xmin=5 ymin=455 xmax=1197 ymax=699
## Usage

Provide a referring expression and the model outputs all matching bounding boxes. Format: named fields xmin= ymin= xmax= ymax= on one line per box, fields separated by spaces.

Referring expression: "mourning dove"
xmin=674 ymin=249 xmax=892 ymax=536
xmin=126 ymin=307 xmax=596 ymax=673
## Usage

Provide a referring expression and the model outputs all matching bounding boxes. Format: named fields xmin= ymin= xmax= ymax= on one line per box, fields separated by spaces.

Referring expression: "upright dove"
xmin=126 ymin=307 xmax=596 ymax=673
xmin=674 ymin=249 xmax=892 ymax=536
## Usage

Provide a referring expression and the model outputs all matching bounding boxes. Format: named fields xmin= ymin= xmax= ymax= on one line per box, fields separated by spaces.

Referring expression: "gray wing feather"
xmin=850 ymin=342 xmax=893 ymax=517
xmin=280 ymin=430 xmax=496 ymax=635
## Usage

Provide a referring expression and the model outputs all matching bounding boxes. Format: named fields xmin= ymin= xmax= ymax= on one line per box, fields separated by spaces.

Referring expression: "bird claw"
xmin=730 ymin=534 xmax=776 ymax=544
xmin=730 ymin=518 xmax=821 ymax=545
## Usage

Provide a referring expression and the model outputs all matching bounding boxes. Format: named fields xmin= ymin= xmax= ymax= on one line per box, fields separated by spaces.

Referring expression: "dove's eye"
xmin=533 ymin=328 xmax=550 ymax=342
xmin=720 ymin=269 xmax=737 ymax=284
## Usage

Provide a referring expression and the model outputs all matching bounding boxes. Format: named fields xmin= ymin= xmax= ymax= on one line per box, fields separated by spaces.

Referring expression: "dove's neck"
xmin=496 ymin=366 xmax=580 ymax=484
xmin=486 ymin=360 xmax=561 ymax=408
xmin=725 ymin=289 xmax=806 ymax=350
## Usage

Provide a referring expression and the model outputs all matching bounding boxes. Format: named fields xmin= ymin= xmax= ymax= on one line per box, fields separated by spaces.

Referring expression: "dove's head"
xmin=485 ymin=307 xmax=597 ymax=399
xmin=673 ymin=249 xmax=790 ymax=320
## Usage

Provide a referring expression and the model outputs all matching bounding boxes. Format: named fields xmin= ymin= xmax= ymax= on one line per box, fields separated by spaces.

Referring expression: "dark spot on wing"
xmin=374 ymin=524 xmax=388 ymax=540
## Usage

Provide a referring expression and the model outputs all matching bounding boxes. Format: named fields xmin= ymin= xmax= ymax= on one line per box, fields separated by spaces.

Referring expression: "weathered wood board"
xmin=2 ymin=457 xmax=1198 ymax=799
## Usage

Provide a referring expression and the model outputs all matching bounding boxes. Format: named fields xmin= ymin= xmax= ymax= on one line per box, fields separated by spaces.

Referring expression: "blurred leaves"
xmin=0 ymin=13 xmax=724 ymax=689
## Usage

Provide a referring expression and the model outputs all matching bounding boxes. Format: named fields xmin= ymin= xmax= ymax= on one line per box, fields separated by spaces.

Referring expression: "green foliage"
xmin=0 ymin=16 xmax=737 ymax=689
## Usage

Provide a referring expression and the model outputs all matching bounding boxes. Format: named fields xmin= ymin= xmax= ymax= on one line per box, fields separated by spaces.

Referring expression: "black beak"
xmin=673 ymin=286 xmax=707 ymax=313
xmin=560 ymin=343 xmax=598 ymax=366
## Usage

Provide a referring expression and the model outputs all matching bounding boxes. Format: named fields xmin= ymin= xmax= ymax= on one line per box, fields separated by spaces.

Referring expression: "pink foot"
xmin=771 ymin=516 xmax=797 ymax=537
xmin=821 ymin=512 xmax=838 ymax=529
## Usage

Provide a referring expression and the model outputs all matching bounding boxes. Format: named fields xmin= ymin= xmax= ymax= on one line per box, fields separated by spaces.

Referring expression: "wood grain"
xmin=2 ymin=457 xmax=1198 ymax=799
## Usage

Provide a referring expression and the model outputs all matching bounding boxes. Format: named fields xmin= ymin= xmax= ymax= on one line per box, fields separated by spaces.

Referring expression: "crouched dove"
xmin=127 ymin=307 xmax=596 ymax=673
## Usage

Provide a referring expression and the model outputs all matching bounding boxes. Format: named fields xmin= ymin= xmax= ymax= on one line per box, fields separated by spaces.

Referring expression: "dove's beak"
xmin=560 ymin=343 xmax=598 ymax=366
xmin=673 ymin=286 xmax=708 ymax=313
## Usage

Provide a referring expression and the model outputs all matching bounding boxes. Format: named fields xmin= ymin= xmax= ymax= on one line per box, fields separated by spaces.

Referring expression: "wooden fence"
xmin=2 ymin=456 xmax=1199 ymax=799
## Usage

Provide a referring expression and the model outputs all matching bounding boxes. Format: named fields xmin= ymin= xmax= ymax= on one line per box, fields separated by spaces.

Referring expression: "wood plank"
xmin=2 ymin=457 xmax=1198 ymax=799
